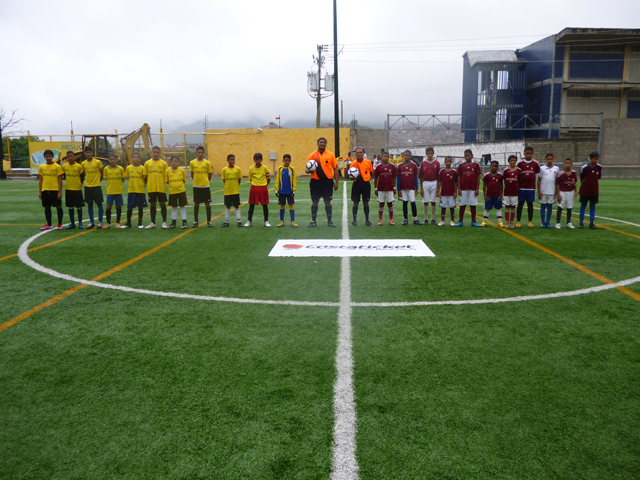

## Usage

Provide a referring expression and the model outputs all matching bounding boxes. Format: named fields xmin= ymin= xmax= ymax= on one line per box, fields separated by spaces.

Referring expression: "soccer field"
xmin=1 ymin=178 xmax=639 ymax=479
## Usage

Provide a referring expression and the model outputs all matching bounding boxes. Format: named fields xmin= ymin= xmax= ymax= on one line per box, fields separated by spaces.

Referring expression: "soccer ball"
xmin=306 ymin=160 xmax=318 ymax=172
xmin=348 ymin=166 xmax=360 ymax=179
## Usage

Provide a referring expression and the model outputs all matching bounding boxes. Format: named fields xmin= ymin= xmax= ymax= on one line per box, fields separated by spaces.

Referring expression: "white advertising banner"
xmin=269 ymin=239 xmax=435 ymax=257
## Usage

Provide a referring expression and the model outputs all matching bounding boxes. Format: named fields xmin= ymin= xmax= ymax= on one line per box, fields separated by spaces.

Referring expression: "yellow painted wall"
xmin=206 ymin=128 xmax=350 ymax=175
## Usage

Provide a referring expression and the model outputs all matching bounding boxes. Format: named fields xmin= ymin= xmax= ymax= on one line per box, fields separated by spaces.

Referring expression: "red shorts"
xmin=249 ymin=185 xmax=269 ymax=205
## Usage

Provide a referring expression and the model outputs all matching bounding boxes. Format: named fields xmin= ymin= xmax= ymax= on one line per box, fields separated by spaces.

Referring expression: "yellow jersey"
xmin=62 ymin=162 xmax=84 ymax=191
xmin=248 ymin=164 xmax=270 ymax=187
xmin=189 ymin=159 xmax=213 ymax=187
xmin=221 ymin=166 xmax=242 ymax=196
xmin=105 ymin=165 xmax=125 ymax=195
xmin=165 ymin=167 xmax=186 ymax=195
xmin=144 ymin=159 xmax=168 ymax=193
xmin=124 ymin=165 xmax=147 ymax=194
xmin=38 ymin=162 xmax=64 ymax=191
xmin=81 ymin=159 xmax=103 ymax=187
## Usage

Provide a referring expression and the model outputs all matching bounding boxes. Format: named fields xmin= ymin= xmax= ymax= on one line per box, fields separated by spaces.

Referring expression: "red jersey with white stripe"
xmin=556 ymin=170 xmax=577 ymax=192
xmin=579 ymin=163 xmax=602 ymax=196
xmin=483 ymin=172 xmax=503 ymax=197
xmin=374 ymin=163 xmax=397 ymax=191
xmin=438 ymin=168 xmax=458 ymax=196
xmin=503 ymin=167 xmax=521 ymax=196
xmin=457 ymin=162 xmax=481 ymax=191
xmin=419 ymin=160 xmax=440 ymax=182
xmin=397 ymin=161 xmax=419 ymax=190
xmin=517 ymin=159 xmax=540 ymax=190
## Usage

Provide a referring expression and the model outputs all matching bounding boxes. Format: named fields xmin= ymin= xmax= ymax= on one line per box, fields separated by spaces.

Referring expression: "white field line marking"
xmin=593 ymin=215 xmax=640 ymax=227
xmin=331 ymin=182 xmax=359 ymax=480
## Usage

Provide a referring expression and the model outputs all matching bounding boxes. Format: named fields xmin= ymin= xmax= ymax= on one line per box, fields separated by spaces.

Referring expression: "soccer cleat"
xmin=244 ymin=221 xmax=252 ymax=227
xmin=115 ymin=223 xmax=121 ymax=229
xmin=138 ymin=224 xmax=144 ymax=229
xmin=497 ymin=222 xmax=505 ymax=228
xmin=515 ymin=221 xmax=521 ymax=228
xmin=402 ymin=219 xmax=408 ymax=225
xmin=191 ymin=221 xmax=199 ymax=228
xmin=578 ymin=223 xmax=584 ymax=229
xmin=162 ymin=222 xmax=169 ymax=229
xmin=589 ymin=223 xmax=597 ymax=229
xmin=555 ymin=223 xmax=561 ymax=229
xmin=413 ymin=219 xmax=422 ymax=225
xmin=528 ymin=221 xmax=534 ymax=228
xmin=365 ymin=220 xmax=373 ymax=227
xmin=450 ymin=221 xmax=455 ymax=227
xmin=389 ymin=220 xmax=395 ymax=226
xmin=566 ymin=223 xmax=575 ymax=229
xmin=471 ymin=222 xmax=482 ymax=227
xmin=181 ymin=221 xmax=188 ymax=229
xmin=438 ymin=220 xmax=445 ymax=226
xmin=453 ymin=222 xmax=464 ymax=227
xmin=40 ymin=225 xmax=52 ymax=231
xmin=237 ymin=221 xmax=243 ymax=227
xmin=78 ymin=223 xmax=85 ymax=229
xmin=207 ymin=221 xmax=213 ymax=227
xmin=145 ymin=223 xmax=156 ymax=229
xmin=350 ymin=221 xmax=357 ymax=227
xmin=265 ymin=221 xmax=271 ymax=227
xmin=56 ymin=224 xmax=63 ymax=230
xmin=291 ymin=221 xmax=298 ymax=227
xmin=377 ymin=220 xmax=383 ymax=226
xmin=307 ymin=221 xmax=317 ymax=227
xmin=86 ymin=223 xmax=95 ymax=229
xmin=328 ymin=221 xmax=337 ymax=227
xmin=431 ymin=219 xmax=437 ymax=225
xmin=168 ymin=222 xmax=176 ymax=229
xmin=480 ymin=221 xmax=488 ymax=227
xmin=103 ymin=223 xmax=110 ymax=229
xmin=423 ymin=220 xmax=429 ymax=226
xmin=221 ymin=222 xmax=230 ymax=228
xmin=277 ymin=221 xmax=284 ymax=227
xmin=65 ymin=223 xmax=76 ymax=229
xmin=120 ymin=224 xmax=130 ymax=229
xmin=97 ymin=223 xmax=103 ymax=229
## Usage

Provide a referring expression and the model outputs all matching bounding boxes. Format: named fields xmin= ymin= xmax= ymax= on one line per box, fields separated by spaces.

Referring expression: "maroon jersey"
xmin=457 ymin=162 xmax=481 ymax=191
xmin=483 ymin=172 xmax=503 ymax=197
xmin=503 ymin=167 xmax=521 ymax=196
xmin=438 ymin=168 xmax=458 ymax=196
xmin=397 ymin=161 xmax=419 ymax=190
xmin=579 ymin=163 xmax=602 ymax=196
xmin=556 ymin=170 xmax=577 ymax=192
xmin=374 ymin=163 xmax=397 ymax=192
xmin=419 ymin=160 xmax=440 ymax=182
xmin=517 ymin=159 xmax=540 ymax=190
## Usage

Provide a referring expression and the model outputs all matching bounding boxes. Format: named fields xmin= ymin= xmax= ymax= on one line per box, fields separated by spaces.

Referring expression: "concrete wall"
xmin=205 ymin=128 xmax=350 ymax=175
xmin=601 ymin=118 xmax=640 ymax=178
xmin=351 ymin=129 xmax=386 ymax=157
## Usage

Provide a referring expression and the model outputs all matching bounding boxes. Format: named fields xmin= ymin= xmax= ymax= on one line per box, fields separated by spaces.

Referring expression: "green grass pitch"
xmin=1 ymin=177 xmax=639 ymax=479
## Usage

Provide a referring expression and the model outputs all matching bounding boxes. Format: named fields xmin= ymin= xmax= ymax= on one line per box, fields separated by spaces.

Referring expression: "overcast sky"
xmin=1 ymin=0 xmax=639 ymax=135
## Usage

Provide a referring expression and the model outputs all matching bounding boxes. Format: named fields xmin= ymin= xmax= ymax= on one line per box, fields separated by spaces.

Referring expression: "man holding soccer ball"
xmin=305 ymin=137 xmax=339 ymax=227
xmin=348 ymin=147 xmax=373 ymax=226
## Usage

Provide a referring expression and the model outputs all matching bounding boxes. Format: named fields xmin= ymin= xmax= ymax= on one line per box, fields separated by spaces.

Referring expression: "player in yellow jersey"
xmin=81 ymin=146 xmax=104 ymax=229
xmin=221 ymin=154 xmax=243 ymax=227
xmin=144 ymin=146 xmax=169 ymax=229
xmin=121 ymin=152 xmax=148 ymax=229
xmin=189 ymin=146 xmax=213 ymax=227
xmin=165 ymin=156 xmax=188 ymax=229
xmin=37 ymin=149 xmax=64 ymax=230
xmin=103 ymin=154 xmax=125 ymax=229
xmin=61 ymin=150 xmax=85 ymax=229
xmin=245 ymin=153 xmax=271 ymax=227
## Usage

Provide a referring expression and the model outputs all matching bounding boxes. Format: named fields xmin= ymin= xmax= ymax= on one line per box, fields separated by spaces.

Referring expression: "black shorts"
xmin=351 ymin=181 xmax=371 ymax=203
xmin=278 ymin=193 xmax=295 ymax=206
xmin=65 ymin=190 xmax=85 ymax=208
xmin=41 ymin=190 xmax=62 ymax=208
xmin=580 ymin=195 xmax=598 ymax=205
xmin=310 ymin=179 xmax=334 ymax=203
xmin=193 ymin=187 xmax=211 ymax=204
xmin=224 ymin=194 xmax=241 ymax=208
xmin=168 ymin=192 xmax=188 ymax=207
xmin=84 ymin=186 xmax=103 ymax=205
xmin=148 ymin=192 xmax=168 ymax=204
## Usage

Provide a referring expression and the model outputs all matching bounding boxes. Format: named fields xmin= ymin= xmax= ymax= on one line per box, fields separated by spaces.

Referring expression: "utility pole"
xmin=333 ymin=0 xmax=340 ymax=156
xmin=316 ymin=44 xmax=325 ymax=128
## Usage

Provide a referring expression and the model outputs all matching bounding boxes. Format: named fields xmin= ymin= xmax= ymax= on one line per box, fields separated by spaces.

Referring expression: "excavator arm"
xmin=120 ymin=123 xmax=152 ymax=165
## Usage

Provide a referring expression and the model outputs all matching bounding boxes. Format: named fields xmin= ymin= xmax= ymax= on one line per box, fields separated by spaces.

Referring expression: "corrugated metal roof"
xmin=464 ymin=50 xmax=519 ymax=67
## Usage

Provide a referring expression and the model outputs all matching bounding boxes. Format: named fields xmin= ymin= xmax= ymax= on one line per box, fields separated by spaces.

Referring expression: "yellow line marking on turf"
xmin=0 ymin=230 xmax=93 ymax=263
xmin=597 ymin=225 xmax=640 ymax=240
xmin=0 ymin=224 xmax=42 ymax=226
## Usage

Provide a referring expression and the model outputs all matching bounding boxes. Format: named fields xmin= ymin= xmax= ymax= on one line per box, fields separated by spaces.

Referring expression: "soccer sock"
xmin=527 ymin=201 xmax=534 ymax=222
xmin=160 ymin=204 xmax=167 ymax=222
xmin=589 ymin=203 xmax=596 ymax=224
xmin=150 ymin=204 xmax=157 ymax=224
xmin=180 ymin=206 xmax=187 ymax=221
xmin=138 ymin=207 xmax=144 ymax=226
xmin=311 ymin=205 xmax=318 ymax=222
xmin=379 ymin=204 xmax=384 ymax=221
xmin=69 ymin=208 xmax=75 ymax=224
xmin=403 ymin=201 xmax=408 ymax=219
xmin=77 ymin=209 xmax=83 ymax=224
xmin=497 ymin=209 xmax=502 ymax=222
xmin=263 ymin=205 xmax=269 ymax=222
xmin=410 ymin=202 xmax=417 ymax=219
xmin=235 ymin=208 xmax=241 ymax=221
xmin=423 ymin=203 xmax=429 ymax=222
xmin=45 ymin=208 xmax=52 ymax=226
xmin=566 ymin=208 xmax=572 ymax=224
xmin=225 ymin=208 xmax=230 ymax=222
xmin=88 ymin=205 xmax=95 ymax=224
xmin=441 ymin=208 xmax=446 ymax=221
xmin=206 ymin=205 xmax=211 ymax=222
xmin=556 ymin=207 xmax=563 ymax=224
xmin=516 ymin=201 xmax=524 ymax=222
xmin=325 ymin=205 xmax=332 ymax=222
xmin=459 ymin=205 xmax=466 ymax=223
xmin=248 ymin=204 xmax=255 ymax=222
xmin=289 ymin=205 xmax=295 ymax=221
xmin=352 ymin=205 xmax=358 ymax=222
xmin=484 ymin=209 xmax=490 ymax=222
xmin=116 ymin=206 xmax=122 ymax=223
xmin=280 ymin=206 xmax=285 ymax=222
xmin=106 ymin=207 xmax=112 ymax=224
xmin=450 ymin=208 xmax=455 ymax=221
xmin=127 ymin=209 xmax=133 ymax=225
xmin=579 ymin=203 xmax=586 ymax=223
xmin=171 ymin=207 xmax=177 ymax=220
xmin=194 ymin=204 xmax=199 ymax=223
xmin=388 ymin=204 xmax=394 ymax=221
xmin=540 ymin=204 xmax=546 ymax=223
xmin=56 ymin=208 xmax=63 ymax=225
xmin=98 ymin=204 xmax=104 ymax=223
xmin=546 ymin=205 xmax=552 ymax=224
xmin=470 ymin=205 xmax=477 ymax=223
xmin=364 ymin=205 xmax=369 ymax=222
xmin=431 ymin=203 xmax=436 ymax=221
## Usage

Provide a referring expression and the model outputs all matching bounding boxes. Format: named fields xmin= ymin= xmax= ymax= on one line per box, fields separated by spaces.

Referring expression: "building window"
xmin=628 ymin=90 xmax=640 ymax=99
xmin=631 ymin=45 xmax=640 ymax=53
xmin=571 ymin=45 xmax=625 ymax=54
xmin=567 ymin=89 xmax=622 ymax=98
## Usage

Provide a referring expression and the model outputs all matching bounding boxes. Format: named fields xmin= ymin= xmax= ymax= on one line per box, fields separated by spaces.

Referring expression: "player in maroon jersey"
xmin=502 ymin=155 xmax=521 ymax=228
xmin=481 ymin=161 xmax=504 ymax=227
xmin=374 ymin=152 xmax=397 ymax=225
xmin=419 ymin=147 xmax=440 ymax=225
xmin=454 ymin=149 xmax=482 ymax=226
xmin=436 ymin=156 xmax=458 ymax=226
xmin=555 ymin=158 xmax=577 ymax=229
xmin=516 ymin=146 xmax=540 ymax=227
xmin=397 ymin=150 xmax=421 ymax=225
xmin=578 ymin=151 xmax=602 ymax=229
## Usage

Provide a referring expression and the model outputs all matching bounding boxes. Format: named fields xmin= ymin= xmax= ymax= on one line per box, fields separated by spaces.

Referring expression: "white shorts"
xmin=400 ymin=190 xmax=416 ymax=202
xmin=538 ymin=194 xmax=556 ymax=205
xmin=439 ymin=196 xmax=456 ymax=209
xmin=558 ymin=190 xmax=575 ymax=209
xmin=458 ymin=190 xmax=477 ymax=206
xmin=421 ymin=180 xmax=438 ymax=203
xmin=503 ymin=196 xmax=518 ymax=207
xmin=377 ymin=190 xmax=395 ymax=203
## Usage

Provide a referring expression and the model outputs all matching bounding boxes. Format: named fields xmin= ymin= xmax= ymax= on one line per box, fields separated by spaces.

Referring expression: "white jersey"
xmin=539 ymin=164 xmax=559 ymax=195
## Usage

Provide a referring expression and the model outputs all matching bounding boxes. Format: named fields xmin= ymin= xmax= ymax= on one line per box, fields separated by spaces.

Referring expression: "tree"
xmin=1 ymin=108 xmax=26 ymax=136
xmin=3 ymin=136 xmax=40 ymax=160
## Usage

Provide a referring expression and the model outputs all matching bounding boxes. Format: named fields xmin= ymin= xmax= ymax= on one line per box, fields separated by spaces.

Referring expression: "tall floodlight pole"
xmin=333 ymin=0 xmax=340 ymax=156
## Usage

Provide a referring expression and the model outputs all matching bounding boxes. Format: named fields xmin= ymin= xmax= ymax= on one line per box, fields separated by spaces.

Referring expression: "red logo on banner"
xmin=283 ymin=244 xmax=303 ymax=249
